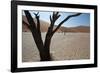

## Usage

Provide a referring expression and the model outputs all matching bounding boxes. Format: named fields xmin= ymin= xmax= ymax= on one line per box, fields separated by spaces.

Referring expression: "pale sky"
xmin=22 ymin=10 xmax=90 ymax=27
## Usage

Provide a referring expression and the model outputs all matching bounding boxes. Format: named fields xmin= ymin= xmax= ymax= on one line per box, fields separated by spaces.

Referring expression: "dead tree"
xmin=24 ymin=11 xmax=81 ymax=61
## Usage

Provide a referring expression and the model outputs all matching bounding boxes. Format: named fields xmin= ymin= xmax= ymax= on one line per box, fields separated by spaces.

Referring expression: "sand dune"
xmin=22 ymin=16 xmax=90 ymax=33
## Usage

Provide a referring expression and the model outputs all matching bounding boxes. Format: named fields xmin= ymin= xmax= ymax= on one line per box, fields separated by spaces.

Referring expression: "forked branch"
xmin=48 ymin=12 xmax=61 ymax=34
xmin=24 ymin=10 xmax=36 ymax=30
xmin=53 ymin=13 xmax=82 ymax=34
xmin=33 ymin=12 xmax=41 ymax=33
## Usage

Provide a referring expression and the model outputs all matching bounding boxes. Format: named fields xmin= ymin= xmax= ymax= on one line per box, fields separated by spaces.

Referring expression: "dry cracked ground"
xmin=22 ymin=32 xmax=90 ymax=62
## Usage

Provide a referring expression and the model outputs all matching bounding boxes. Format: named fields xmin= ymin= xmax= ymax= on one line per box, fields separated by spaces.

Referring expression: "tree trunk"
xmin=39 ymin=48 xmax=51 ymax=61
xmin=31 ymin=30 xmax=52 ymax=61
xmin=40 ymin=33 xmax=52 ymax=61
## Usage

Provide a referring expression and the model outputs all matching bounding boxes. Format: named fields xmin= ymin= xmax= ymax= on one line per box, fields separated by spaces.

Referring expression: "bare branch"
xmin=50 ymin=15 xmax=52 ymax=22
xmin=33 ymin=12 xmax=41 ymax=33
xmin=44 ymin=12 xmax=61 ymax=45
xmin=52 ymin=12 xmax=61 ymax=23
xmin=33 ymin=12 xmax=39 ymax=17
xmin=24 ymin=11 xmax=44 ymax=51
xmin=24 ymin=10 xmax=36 ymax=29
xmin=53 ymin=13 xmax=82 ymax=34
xmin=49 ymin=12 xmax=61 ymax=32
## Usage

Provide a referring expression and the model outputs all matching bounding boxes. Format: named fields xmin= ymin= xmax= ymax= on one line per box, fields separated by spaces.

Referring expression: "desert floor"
xmin=22 ymin=32 xmax=90 ymax=62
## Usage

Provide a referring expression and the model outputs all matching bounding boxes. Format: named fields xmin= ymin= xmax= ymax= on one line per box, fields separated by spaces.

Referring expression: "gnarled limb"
xmin=52 ymin=13 xmax=82 ymax=34
xmin=24 ymin=10 xmax=36 ymax=30
xmin=44 ymin=12 xmax=61 ymax=49
xmin=33 ymin=12 xmax=42 ymax=38
xmin=24 ymin=11 xmax=44 ymax=56
xmin=50 ymin=12 xmax=61 ymax=29
xmin=33 ymin=12 xmax=41 ymax=33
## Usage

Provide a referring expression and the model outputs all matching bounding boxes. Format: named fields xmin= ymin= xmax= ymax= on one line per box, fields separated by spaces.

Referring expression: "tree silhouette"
xmin=24 ymin=11 xmax=81 ymax=61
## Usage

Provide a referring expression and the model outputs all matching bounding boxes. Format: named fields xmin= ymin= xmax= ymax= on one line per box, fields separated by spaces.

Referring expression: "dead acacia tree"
xmin=24 ymin=10 xmax=81 ymax=61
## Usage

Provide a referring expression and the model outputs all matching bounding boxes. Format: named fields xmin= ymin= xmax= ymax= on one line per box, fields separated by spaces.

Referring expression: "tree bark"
xmin=39 ymin=47 xmax=51 ymax=61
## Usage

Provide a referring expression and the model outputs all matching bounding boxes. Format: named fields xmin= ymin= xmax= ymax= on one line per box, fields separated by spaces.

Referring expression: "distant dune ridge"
xmin=22 ymin=15 xmax=90 ymax=33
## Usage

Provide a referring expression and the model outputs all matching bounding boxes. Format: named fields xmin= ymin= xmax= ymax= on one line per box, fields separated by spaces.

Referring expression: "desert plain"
xmin=22 ymin=32 xmax=90 ymax=62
